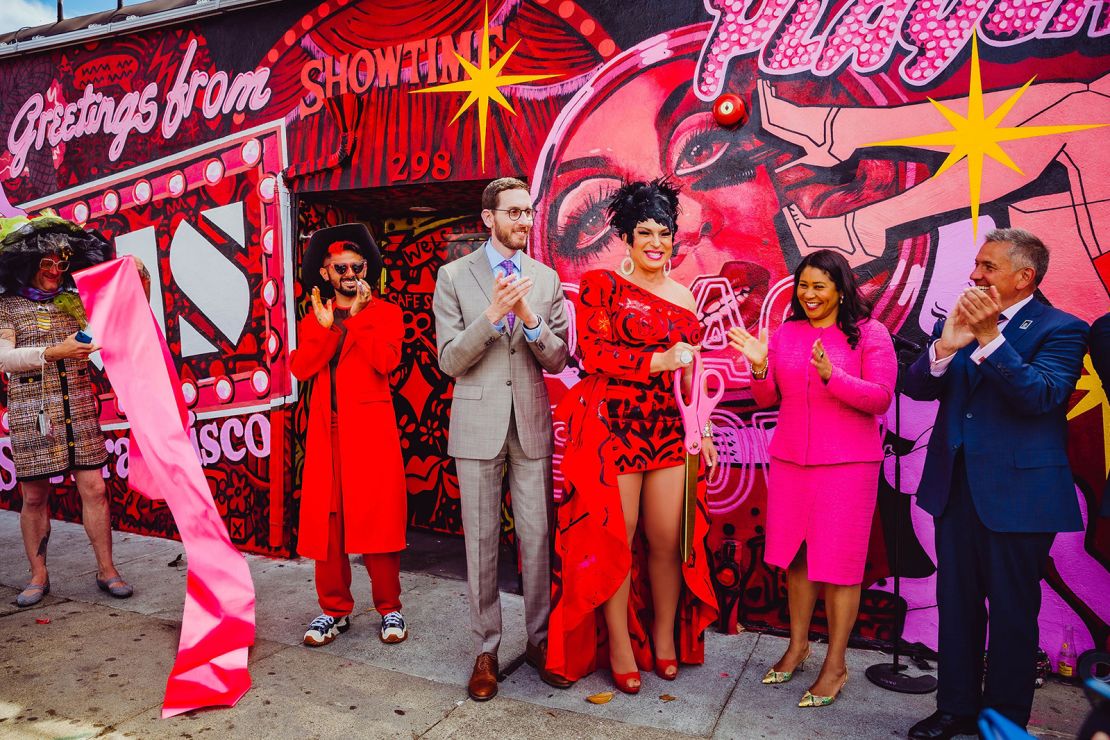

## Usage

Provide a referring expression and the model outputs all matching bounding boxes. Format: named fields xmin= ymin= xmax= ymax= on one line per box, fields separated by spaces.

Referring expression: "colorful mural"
xmin=0 ymin=0 xmax=1106 ymax=668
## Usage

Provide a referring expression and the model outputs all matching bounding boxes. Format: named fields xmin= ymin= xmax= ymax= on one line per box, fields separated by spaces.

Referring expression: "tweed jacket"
xmin=433 ymin=244 xmax=568 ymax=460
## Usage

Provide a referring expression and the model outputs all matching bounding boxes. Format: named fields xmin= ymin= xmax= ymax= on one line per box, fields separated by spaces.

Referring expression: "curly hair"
xmin=787 ymin=249 xmax=872 ymax=349
xmin=606 ymin=178 xmax=681 ymax=243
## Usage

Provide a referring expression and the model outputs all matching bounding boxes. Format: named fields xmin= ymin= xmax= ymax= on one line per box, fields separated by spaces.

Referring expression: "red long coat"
xmin=290 ymin=299 xmax=407 ymax=560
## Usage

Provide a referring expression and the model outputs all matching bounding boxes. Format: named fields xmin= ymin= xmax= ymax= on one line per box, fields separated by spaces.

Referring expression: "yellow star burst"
xmin=411 ymin=3 xmax=560 ymax=172
xmin=1068 ymin=354 xmax=1110 ymax=476
xmin=868 ymin=33 xmax=1105 ymax=241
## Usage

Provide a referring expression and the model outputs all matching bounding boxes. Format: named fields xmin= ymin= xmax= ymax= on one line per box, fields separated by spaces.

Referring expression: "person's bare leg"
xmin=808 ymin=582 xmax=860 ymax=697
xmin=772 ymin=544 xmax=818 ymax=673
xmin=19 ymin=479 xmax=52 ymax=586
xmin=640 ymin=465 xmax=685 ymax=676
xmin=74 ymin=469 xmax=119 ymax=581
xmin=603 ymin=472 xmax=643 ymax=689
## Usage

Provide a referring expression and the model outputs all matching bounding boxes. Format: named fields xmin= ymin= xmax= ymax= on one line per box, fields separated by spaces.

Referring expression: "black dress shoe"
xmin=908 ymin=710 xmax=978 ymax=739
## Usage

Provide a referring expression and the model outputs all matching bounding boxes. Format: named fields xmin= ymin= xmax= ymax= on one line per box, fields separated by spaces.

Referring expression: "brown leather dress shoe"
xmin=525 ymin=642 xmax=574 ymax=689
xmin=468 ymin=652 xmax=499 ymax=701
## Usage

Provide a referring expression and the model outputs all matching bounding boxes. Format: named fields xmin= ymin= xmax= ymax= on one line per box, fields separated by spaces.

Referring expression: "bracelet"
xmin=751 ymin=362 xmax=768 ymax=380
xmin=702 ymin=420 xmax=713 ymax=438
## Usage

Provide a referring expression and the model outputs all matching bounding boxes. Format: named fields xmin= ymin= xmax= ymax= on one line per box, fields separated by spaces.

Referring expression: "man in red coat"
xmin=291 ymin=223 xmax=408 ymax=647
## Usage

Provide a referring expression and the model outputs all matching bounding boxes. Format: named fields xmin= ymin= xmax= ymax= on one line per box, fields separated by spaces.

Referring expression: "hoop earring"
xmin=619 ymin=252 xmax=635 ymax=277
xmin=664 ymin=259 xmax=672 ymax=278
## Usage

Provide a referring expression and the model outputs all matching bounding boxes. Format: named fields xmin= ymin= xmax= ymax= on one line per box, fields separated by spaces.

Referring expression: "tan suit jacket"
xmin=433 ymin=245 xmax=568 ymax=459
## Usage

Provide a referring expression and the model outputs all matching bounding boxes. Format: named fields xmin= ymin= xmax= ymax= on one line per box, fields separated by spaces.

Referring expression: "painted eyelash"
xmin=556 ymin=186 xmax=616 ymax=266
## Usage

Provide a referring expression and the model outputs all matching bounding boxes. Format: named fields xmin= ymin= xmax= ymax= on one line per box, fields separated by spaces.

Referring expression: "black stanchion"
xmin=865 ymin=335 xmax=937 ymax=695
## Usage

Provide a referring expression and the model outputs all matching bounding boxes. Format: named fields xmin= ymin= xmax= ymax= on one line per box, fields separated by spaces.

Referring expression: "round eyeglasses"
xmin=490 ymin=207 xmax=536 ymax=222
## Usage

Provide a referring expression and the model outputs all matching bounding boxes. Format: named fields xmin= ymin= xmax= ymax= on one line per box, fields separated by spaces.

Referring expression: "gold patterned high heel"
xmin=761 ymin=647 xmax=811 ymax=685
xmin=798 ymin=674 xmax=848 ymax=707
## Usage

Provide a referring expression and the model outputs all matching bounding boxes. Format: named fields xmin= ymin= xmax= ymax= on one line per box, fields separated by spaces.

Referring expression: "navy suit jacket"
xmin=1090 ymin=312 xmax=1110 ymax=517
xmin=904 ymin=298 xmax=1088 ymax=533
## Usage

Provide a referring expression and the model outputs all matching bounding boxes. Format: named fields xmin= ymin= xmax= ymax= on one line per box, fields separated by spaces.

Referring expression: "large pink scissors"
xmin=674 ymin=352 xmax=726 ymax=455
xmin=673 ymin=353 xmax=725 ymax=561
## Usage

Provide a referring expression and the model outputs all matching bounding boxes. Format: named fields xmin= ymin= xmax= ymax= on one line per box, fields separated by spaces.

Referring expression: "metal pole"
xmin=57 ymin=0 xmax=63 ymax=22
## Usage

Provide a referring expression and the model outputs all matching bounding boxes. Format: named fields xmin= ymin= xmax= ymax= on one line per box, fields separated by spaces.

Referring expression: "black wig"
xmin=606 ymin=178 xmax=681 ymax=243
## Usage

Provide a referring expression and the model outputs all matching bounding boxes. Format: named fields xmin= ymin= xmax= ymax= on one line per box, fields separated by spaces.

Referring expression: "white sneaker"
xmin=380 ymin=611 xmax=407 ymax=644
xmin=303 ymin=613 xmax=350 ymax=647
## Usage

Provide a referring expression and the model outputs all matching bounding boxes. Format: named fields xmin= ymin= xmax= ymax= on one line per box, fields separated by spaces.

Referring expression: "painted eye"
xmin=553 ymin=177 xmax=622 ymax=265
xmin=669 ymin=112 xmax=732 ymax=177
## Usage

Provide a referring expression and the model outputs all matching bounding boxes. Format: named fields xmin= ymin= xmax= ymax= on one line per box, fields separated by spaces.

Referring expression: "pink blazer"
xmin=751 ymin=318 xmax=896 ymax=465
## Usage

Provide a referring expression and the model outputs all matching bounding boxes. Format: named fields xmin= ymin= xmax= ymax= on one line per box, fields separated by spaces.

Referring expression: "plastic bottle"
xmin=1057 ymin=625 xmax=1077 ymax=678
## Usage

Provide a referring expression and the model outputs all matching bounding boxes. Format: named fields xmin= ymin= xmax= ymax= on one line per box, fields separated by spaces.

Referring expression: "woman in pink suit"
xmin=728 ymin=249 xmax=895 ymax=708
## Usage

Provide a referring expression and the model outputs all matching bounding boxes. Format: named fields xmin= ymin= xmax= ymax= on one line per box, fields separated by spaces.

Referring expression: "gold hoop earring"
xmin=619 ymin=252 xmax=635 ymax=277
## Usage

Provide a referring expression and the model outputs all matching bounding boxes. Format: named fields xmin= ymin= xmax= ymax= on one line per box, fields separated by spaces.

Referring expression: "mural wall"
xmin=0 ymin=0 xmax=1106 ymax=668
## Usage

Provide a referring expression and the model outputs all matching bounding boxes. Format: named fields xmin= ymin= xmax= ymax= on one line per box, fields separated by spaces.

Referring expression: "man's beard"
xmin=333 ymin=279 xmax=358 ymax=297
xmin=495 ymin=222 xmax=529 ymax=251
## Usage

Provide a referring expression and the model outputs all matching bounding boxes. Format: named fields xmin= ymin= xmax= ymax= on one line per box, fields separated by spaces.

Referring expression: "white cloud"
xmin=0 ymin=0 xmax=55 ymax=35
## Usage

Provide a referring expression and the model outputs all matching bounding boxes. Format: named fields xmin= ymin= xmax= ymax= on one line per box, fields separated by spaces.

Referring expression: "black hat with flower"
xmin=0 ymin=212 xmax=113 ymax=323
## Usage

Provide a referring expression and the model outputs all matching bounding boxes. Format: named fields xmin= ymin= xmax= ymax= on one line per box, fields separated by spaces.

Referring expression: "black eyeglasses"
xmin=329 ymin=261 xmax=367 ymax=276
xmin=491 ymin=207 xmax=536 ymax=221
xmin=39 ymin=258 xmax=70 ymax=272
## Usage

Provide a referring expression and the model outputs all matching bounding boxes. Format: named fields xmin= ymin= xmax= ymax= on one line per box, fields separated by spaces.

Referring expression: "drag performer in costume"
xmin=291 ymin=223 xmax=409 ymax=647
xmin=0 ymin=213 xmax=132 ymax=607
xmin=547 ymin=179 xmax=718 ymax=693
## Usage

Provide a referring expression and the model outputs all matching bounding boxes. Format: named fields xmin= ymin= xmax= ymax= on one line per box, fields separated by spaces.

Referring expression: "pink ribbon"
xmin=75 ymin=258 xmax=255 ymax=718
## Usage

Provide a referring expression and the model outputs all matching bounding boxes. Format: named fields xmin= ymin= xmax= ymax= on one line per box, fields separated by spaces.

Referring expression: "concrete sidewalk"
xmin=0 ymin=510 xmax=1087 ymax=739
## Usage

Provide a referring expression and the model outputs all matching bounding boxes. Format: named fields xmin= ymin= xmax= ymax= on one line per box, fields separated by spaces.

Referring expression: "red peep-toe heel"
xmin=654 ymin=658 xmax=678 ymax=680
xmin=611 ymin=669 xmax=641 ymax=694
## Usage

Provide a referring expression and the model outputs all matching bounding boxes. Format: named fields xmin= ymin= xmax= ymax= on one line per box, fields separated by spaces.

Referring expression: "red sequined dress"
xmin=547 ymin=270 xmax=718 ymax=681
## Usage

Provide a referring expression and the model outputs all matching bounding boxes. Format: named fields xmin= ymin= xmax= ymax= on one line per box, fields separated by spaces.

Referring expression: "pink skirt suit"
xmin=750 ymin=318 xmax=896 ymax=585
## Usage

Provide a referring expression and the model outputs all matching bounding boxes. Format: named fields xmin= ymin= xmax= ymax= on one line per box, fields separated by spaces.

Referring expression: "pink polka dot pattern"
xmin=1044 ymin=0 xmax=1101 ymax=35
xmin=697 ymin=0 xmax=793 ymax=99
xmin=900 ymin=0 xmax=992 ymax=85
xmin=763 ymin=0 xmax=824 ymax=72
xmin=981 ymin=0 xmax=1054 ymax=40
xmin=816 ymin=0 xmax=910 ymax=74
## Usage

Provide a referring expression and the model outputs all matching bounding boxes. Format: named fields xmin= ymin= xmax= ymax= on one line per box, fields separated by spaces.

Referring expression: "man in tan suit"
xmin=433 ymin=177 xmax=569 ymax=700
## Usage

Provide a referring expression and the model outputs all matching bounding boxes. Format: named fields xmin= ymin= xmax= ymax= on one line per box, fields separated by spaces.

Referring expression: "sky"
xmin=0 ymin=0 xmax=140 ymax=35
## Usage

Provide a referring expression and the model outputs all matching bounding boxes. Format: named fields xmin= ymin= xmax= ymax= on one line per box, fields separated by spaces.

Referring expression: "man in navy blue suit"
xmin=904 ymin=228 xmax=1088 ymax=739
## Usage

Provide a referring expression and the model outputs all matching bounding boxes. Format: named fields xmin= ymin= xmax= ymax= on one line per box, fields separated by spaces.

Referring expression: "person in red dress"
xmin=547 ymin=179 xmax=719 ymax=693
xmin=291 ymin=224 xmax=409 ymax=648
xmin=728 ymin=249 xmax=896 ymax=708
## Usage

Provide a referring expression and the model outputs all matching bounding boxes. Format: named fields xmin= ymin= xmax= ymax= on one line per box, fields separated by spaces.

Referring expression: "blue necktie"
xmin=498 ymin=259 xmax=516 ymax=332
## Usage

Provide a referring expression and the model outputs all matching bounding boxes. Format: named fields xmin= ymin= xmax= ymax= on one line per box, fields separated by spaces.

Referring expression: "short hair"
xmin=984 ymin=227 xmax=1049 ymax=286
xmin=482 ymin=177 xmax=529 ymax=211
xmin=606 ymin=178 xmax=680 ymax=242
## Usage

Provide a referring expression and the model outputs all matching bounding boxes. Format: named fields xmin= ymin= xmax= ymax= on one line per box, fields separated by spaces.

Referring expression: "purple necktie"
xmin=499 ymin=259 xmax=516 ymax=332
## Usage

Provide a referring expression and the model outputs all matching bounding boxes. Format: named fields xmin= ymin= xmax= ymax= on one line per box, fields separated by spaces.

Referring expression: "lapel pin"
xmin=1019 ymin=320 xmax=1032 ymax=330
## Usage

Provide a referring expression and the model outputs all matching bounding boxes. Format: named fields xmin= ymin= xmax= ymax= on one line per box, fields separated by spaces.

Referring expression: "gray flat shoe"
xmin=96 ymin=575 xmax=133 ymax=598
xmin=16 ymin=580 xmax=49 ymax=608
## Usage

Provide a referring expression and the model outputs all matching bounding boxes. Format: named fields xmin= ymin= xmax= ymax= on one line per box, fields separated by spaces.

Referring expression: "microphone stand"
xmin=865 ymin=335 xmax=937 ymax=694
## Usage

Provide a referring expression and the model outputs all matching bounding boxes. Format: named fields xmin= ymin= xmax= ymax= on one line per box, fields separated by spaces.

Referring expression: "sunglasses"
xmin=329 ymin=261 xmax=367 ymax=276
xmin=39 ymin=258 xmax=70 ymax=272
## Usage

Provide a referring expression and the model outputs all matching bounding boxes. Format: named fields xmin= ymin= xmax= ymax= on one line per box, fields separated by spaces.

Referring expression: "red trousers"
xmin=316 ymin=422 xmax=402 ymax=617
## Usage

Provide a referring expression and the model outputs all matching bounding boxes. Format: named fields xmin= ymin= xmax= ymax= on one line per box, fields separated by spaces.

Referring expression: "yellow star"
xmin=868 ymin=33 xmax=1105 ymax=241
xmin=411 ymin=3 xmax=560 ymax=172
xmin=1068 ymin=354 xmax=1110 ymax=476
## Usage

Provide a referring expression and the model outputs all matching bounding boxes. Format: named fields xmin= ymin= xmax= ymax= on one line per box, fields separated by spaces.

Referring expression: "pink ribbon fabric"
xmin=75 ymin=258 xmax=255 ymax=718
